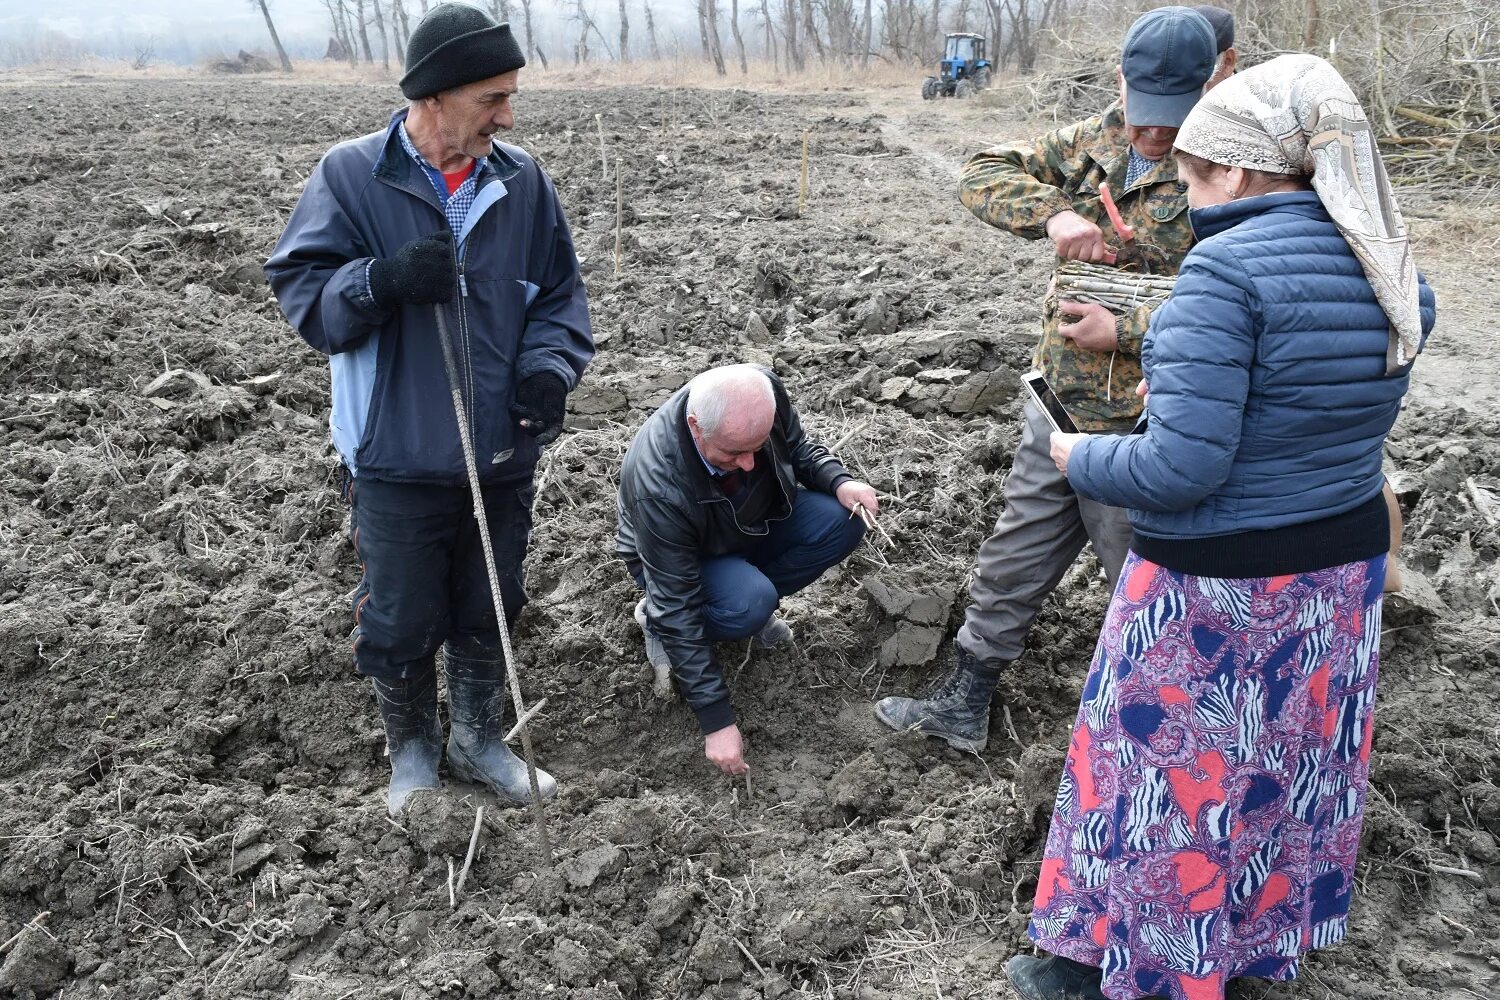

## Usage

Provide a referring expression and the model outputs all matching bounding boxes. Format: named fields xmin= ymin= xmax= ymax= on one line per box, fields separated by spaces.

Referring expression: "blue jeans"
xmin=634 ymin=488 xmax=866 ymax=639
xmin=348 ymin=477 xmax=533 ymax=680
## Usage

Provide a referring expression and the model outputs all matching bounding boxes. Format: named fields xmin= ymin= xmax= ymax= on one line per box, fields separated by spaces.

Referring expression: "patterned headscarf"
xmin=1174 ymin=54 xmax=1422 ymax=373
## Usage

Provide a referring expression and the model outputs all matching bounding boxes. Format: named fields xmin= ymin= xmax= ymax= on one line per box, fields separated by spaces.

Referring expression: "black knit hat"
xmin=399 ymin=2 xmax=526 ymax=100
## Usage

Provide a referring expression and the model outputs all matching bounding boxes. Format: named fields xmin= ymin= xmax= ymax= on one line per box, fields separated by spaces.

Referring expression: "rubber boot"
xmin=443 ymin=647 xmax=558 ymax=804
xmin=1004 ymin=954 xmax=1108 ymax=1000
xmin=370 ymin=670 xmax=443 ymax=817
xmin=873 ymin=641 xmax=1006 ymax=752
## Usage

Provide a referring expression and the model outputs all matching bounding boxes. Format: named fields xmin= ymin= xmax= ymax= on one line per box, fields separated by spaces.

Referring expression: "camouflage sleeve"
xmin=958 ymin=121 xmax=1086 ymax=241
xmin=1116 ymin=303 xmax=1153 ymax=357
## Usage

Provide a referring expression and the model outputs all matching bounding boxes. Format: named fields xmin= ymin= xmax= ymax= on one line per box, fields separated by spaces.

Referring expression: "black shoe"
xmin=1005 ymin=953 xmax=1107 ymax=1000
xmin=370 ymin=670 xmax=443 ymax=817
xmin=873 ymin=641 xmax=1006 ymax=752
xmin=444 ymin=647 xmax=558 ymax=804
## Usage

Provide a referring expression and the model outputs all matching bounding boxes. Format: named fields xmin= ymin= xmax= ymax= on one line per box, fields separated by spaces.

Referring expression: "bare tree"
xmin=391 ymin=0 xmax=410 ymax=62
xmin=352 ymin=0 xmax=376 ymax=62
xmin=860 ymin=0 xmax=872 ymax=68
xmin=1303 ymin=0 xmax=1323 ymax=50
xmin=251 ymin=0 xmax=294 ymax=71
xmin=132 ymin=35 xmax=156 ymax=70
xmin=697 ymin=0 xmax=713 ymax=63
xmin=823 ymin=0 xmax=851 ymax=63
xmin=985 ymin=0 xmax=1058 ymax=73
xmin=371 ymin=0 xmax=392 ymax=69
xmin=801 ymin=0 xmax=826 ymax=64
xmin=758 ymin=0 xmax=777 ymax=69
xmin=779 ymin=0 xmax=803 ymax=70
xmin=729 ymin=0 xmax=748 ymax=73
xmin=573 ymin=0 xmax=590 ymax=63
xmin=644 ymin=0 xmax=663 ymax=59
xmin=322 ymin=0 xmax=358 ymax=66
xmin=518 ymin=0 xmax=537 ymax=60
xmin=705 ymin=0 xmax=729 ymax=74
xmin=619 ymin=0 xmax=630 ymax=60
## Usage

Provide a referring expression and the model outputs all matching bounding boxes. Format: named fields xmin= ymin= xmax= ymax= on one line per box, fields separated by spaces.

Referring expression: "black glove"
xmin=511 ymin=373 xmax=568 ymax=446
xmin=368 ymin=231 xmax=456 ymax=306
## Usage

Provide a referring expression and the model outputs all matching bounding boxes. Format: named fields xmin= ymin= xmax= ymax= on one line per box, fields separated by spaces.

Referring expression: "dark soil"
xmin=0 ymin=78 xmax=1497 ymax=1000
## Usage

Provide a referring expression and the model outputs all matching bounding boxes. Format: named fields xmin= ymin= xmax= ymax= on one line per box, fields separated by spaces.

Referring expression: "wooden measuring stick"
xmin=595 ymin=113 xmax=609 ymax=180
xmin=614 ymin=158 xmax=624 ymax=277
xmin=798 ymin=131 xmax=810 ymax=216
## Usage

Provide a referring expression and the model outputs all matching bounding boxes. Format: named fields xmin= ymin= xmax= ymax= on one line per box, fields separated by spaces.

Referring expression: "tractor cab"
xmin=923 ymin=32 xmax=992 ymax=100
xmin=944 ymin=33 xmax=984 ymax=75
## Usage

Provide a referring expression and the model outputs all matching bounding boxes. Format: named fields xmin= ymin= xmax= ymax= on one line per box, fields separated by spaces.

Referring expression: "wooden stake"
xmin=0 ymin=912 xmax=50 ymax=956
xmin=798 ymin=131 xmax=810 ymax=217
xmin=614 ymin=158 xmax=624 ymax=278
xmin=504 ymin=697 xmax=548 ymax=742
xmin=595 ymin=113 xmax=609 ymax=180
xmin=733 ymin=937 xmax=768 ymax=977
xmin=1430 ymin=863 xmax=1482 ymax=880
xmin=454 ymin=805 xmax=485 ymax=902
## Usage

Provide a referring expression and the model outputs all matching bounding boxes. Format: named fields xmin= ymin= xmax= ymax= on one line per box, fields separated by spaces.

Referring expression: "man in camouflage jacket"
xmin=875 ymin=6 xmax=1222 ymax=754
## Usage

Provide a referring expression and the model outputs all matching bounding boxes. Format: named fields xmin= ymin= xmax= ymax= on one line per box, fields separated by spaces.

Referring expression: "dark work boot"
xmin=873 ymin=641 xmax=1006 ymax=752
xmin=1004 ymin=953 xmax=1108 ymax=1000
xmin=443 ymin=647 xmax=558 ymax=804
xmin=753 ymin=614 xmax=793 ymax=649
xmin=370 ymin=670 xmax=443 ymax=817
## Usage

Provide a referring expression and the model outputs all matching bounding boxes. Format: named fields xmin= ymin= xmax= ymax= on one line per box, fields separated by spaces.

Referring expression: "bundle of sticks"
xmin=1054 ymin=261 xmax=1177 ymax=314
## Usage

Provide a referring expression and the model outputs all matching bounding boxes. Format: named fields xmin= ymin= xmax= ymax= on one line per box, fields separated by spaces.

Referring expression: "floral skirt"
xmin=1028 ymin=552 xmax=1385 ymax=1000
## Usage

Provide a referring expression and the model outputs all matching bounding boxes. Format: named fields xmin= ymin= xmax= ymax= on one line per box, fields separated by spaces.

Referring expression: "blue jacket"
xmin=1068 ymin=191 xmax=1436 ymax=539
xmin=265 ymin=110 xmax=594 ymax=485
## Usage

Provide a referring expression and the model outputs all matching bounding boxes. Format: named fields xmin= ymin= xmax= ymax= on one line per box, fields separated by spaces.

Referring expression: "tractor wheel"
xmin=955 ymin=80 xmax=975 ymax=99
xmin=973 ymin=67 xmax=991 ymax=90
xmin=921 ymin=77 xmax=938 ymax=100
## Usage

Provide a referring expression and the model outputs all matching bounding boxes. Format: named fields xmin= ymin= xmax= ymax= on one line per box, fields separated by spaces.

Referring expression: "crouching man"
xmin=617 ymin=365 xmax=878 ymax=775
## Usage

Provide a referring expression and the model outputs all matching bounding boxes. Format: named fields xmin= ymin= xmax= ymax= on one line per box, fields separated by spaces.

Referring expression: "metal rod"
xmin=432 ymin=301 xmax=554 ymax=867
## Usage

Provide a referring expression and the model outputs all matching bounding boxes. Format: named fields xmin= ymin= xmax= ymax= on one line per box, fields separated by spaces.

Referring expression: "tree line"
xmin=291 ymin=0 xmax=1066 ymax=74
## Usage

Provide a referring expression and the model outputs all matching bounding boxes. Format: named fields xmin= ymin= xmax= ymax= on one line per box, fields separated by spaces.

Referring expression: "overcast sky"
xmin=1 ymin=0 xmax=694 ymax=64
xmin=12 ymin=0 xmax=329 ymax=47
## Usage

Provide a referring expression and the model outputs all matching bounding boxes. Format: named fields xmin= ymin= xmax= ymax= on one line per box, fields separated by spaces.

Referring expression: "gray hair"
xmin=686 ymin=364 xmax=775 ymax=438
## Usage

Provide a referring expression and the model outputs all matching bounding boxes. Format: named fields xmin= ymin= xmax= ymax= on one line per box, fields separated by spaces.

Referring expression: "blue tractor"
xmin=922 ymin=32 xmax=991 ymax=99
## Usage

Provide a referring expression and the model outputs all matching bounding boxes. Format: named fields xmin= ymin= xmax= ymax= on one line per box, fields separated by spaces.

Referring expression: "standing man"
xmin=266 ymin=3 xmax=594 ymax=816
xmin=618 ymin=365 xmax=877 ymax=777
xmin=875 ymin=7 xmax=1218 ymax=752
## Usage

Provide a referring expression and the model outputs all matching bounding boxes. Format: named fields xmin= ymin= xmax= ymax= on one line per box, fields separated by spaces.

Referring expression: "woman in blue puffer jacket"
xmin=1005 ymin=56 xmax=1437 ymax=1000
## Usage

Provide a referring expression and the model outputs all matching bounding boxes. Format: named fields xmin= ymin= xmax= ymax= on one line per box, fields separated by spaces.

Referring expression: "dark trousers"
xmin=634 ymin=488 xmax=867 ymax=639
xmin=349 ymin=477 xmax=533 ymax=681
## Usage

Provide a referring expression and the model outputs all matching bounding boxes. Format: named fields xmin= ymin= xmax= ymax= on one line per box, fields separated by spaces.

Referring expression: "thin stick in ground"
xmin=614 ymin=157 xmax=624 ymax=277
xmin=0 ymin=911 xmax=51 ymax=956
xmin=798 ymin=131 xmax=810 ymax=216
xmin=595 ymin=113 xmax=609 ymax=180
xmin=454 ymin=805 xmax=485 ymax=902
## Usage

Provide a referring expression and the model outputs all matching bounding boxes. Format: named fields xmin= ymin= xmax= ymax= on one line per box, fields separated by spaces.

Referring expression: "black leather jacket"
xmin=616 ymin=370 xmax=851 ymax=731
